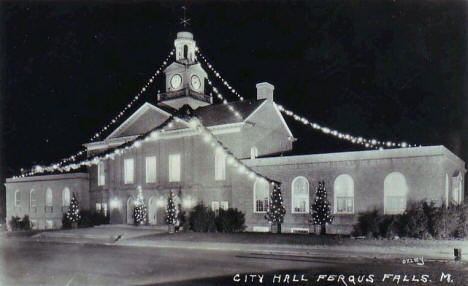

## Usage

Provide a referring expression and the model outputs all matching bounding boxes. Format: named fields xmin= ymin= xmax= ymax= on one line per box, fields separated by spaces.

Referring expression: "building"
xmin=4 ymin=31 xmax=466 ymax=233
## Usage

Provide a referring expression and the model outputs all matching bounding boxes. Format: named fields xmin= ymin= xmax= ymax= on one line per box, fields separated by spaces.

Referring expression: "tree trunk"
xmin=320 ymin=224 xmax=326 ymax=235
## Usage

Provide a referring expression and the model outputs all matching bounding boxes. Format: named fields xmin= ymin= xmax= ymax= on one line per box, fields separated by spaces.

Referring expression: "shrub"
xmin=92 ymin=210 xmax=110 ymax=226
xmin=215 ymin=208 xmax=246 ymax=233
xmin=8 ymin=215 xmax=31 ymax=231
xmin=433 ymin=203 xmax=467 ymax=239
xmin=189 ymin=203 xmax=216 ymax=232
xmin=399 ymin=201 xmax=429 ymax=238
xmin=19 ymin=215 xmax=31 ymax=231
xmin=62 ymin=213 xmax=72 ymax=229
xmin=177 ymin=209 xmax=188 ymax=231
xmin=352 ymin=209 xmax=380 ymax=238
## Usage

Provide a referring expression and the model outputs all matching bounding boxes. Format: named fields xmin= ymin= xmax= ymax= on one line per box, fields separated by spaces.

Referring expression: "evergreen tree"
xmin=66 ymin=193 xmax=81 ymax=223
xmin=166 ymin=191 xmax=178 ymax=225
xmin=310 ymin=181 xmax=333 ymax=234
xmin=133 ymin=187 xmax=147 ymax=225
xmin=265 ymin=184 xmax=286 ymax=233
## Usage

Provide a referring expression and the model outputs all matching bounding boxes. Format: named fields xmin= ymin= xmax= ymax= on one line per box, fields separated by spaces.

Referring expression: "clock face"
xmin=170 ymin=74 xmax=182 ymax=89
xmin=191 ymin=75 xmax=201 ymax=90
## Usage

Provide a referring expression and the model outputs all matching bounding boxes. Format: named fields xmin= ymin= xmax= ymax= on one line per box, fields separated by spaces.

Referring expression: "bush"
xmin=177 ymin=209 xmax=188 ymax=232
xmin=62 ymin=213 xmax=72 ymax=229
xmin=215 ymin=208 xmax=246 ymax=233
xmin=189 ymin=203 xmax=216 ymax=232
xmin=8 ymin=215 xmax=31 ymax=231
xmin=353 ymin=201 xmax=467 ymax=239
xmin=92 ymin=210 xmax=110 ymax=226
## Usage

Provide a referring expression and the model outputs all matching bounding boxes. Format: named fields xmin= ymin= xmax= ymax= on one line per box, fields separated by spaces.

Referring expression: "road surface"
xmin=0 ymin=239 xmax=466 ymax=286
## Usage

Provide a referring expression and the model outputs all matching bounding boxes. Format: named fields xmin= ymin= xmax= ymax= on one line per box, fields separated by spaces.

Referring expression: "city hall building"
xmin=4 ymin=32 xmax=466 ymax=233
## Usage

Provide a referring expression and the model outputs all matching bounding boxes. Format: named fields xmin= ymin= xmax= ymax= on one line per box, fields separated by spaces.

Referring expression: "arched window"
xmin=62 ymin=188 xmax=70 ymax=207
xmin=30 ymin=189 xmax=37 ymax=209
xmin=183 ymin=45 xmax=188 ymax=59
xmin=250 ymin=147 xmax=258 ymax=159
xmin=452 ymin=171 xmax=463 ymax=204
xmin=334 ymin=174 xmax=354 ymax=214
xmin=215 ymin=148 xmax=226 ymax=181
xmin=291 ymin=176 xmax=309 ymax=213
xmin=384 ymin=172 xmax=408 ymax=214
xmin=254 ymin=179 xmax=269 ymax=213
xmin=46 ymin=188 xmax=53 ymax=207
xmin=14 ymin=190 xmax=20 ymax=207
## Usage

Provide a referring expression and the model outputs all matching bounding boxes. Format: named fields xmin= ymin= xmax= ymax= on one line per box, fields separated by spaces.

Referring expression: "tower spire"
xmin=180 ymin=6 xmax=191 ymax=28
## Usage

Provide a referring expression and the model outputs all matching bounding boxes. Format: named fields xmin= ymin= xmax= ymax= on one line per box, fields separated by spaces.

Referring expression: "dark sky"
xmin=1 ymin=1 xmax=467 ymax=217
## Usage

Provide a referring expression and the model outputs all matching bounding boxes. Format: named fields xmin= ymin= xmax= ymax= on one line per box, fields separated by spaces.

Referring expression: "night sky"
xmin=1 ymin=1 xmax=467 ymax=219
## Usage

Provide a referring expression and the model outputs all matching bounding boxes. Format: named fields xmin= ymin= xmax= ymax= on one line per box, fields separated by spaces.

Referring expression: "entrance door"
xmin=127 ymin=197 xmax=134 ymax=225
xmin=148 ymin=196 xmax=158 ymax=225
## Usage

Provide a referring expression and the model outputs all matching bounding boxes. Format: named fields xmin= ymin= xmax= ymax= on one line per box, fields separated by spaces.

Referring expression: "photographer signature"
xmin=402 ymin=257 xmax=424 ymax=265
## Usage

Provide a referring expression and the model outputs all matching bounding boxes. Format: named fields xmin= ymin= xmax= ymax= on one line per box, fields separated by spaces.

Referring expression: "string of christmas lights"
xmin=18 ymin=114 xmax=280 ymax=187
xmin=90 ymin=48 xmax=175 ymax=142
xmin=196 ymin=49 xmax=244 ymax=101
xmin=205 ymin=80 xmax=243 ymax=119
xmin=18 ymin=49 xmax=176 ymax=175
xmin=197 ymin=48 xmax=417 ymax=150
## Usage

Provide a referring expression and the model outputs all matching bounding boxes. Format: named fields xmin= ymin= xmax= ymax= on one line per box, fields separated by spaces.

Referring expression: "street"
xmin=0 ymin=239 xmax=466 ymax=286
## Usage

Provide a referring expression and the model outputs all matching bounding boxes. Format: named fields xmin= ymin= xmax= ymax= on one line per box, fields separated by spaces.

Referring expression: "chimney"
xmin=256 ymin=82 xmax=274 ymax=101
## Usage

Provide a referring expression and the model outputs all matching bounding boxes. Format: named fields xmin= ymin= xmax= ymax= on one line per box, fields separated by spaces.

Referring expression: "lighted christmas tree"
xmin=133 ymin=187 xmax=147 ymax=225
xmin=310 ymin=181 xmax=333 ymax=234
xmin=66 ymin=193 xmax=81 ymax=223
xmin=265 ymin=183 xmax=286 ymax=233
xmin=165 ymin=191 xmax=177 ymax=225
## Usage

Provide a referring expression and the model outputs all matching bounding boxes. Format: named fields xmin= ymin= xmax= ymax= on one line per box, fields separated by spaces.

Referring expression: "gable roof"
xmin=194 ymin=99 xmax=266 ymax=127
xmin=105 ymin=102 xmax=171 ymax=140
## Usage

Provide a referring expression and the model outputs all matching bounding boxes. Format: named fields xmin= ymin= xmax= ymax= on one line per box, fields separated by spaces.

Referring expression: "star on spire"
xmin=180 ymin=6 xmax=191 ymax=27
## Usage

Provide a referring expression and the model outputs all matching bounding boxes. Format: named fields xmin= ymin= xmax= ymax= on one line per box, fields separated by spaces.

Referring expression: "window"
xmin=452 ymin=172 xmax=463 ymax=204
xmin=211 ymin=201 xmax=220 ymax=213
xmin=30 ymin=189 xmax=36 ymax=209
xmin=169 ymin=154 xmax=181 ymax=182
xmin=291 ymin=176 xmax=309 ymax=213
xmin=98 ymin=161 xmax=105 ymax=186
xmin=102 ymin=203 xmax=108 ymax=216
xmin=124 ymin=158 xmax=135 ymax=184
xmin=46 ymin=220 xmax=53 ymax=230
xmin=145 ymin=156 xmax=157 ymax=183
xmin=215 ymin=149 xmax=226 ymax=181
xmin=220 ymin=201 xmax=228 ymax=211
xmin=96 ymin=203 xmax=102 ymax=212
xmin=62 ymin=188 xmax=70 ymax=207
xmin=384 ymin=172 xmax=408 ymax=214
xmin=14 ymin=190 xmax=20 ymax=207
xmin=254 ymin=179 xmax=269 ymax=213
xmin=250 ymin=147 xmax=258 ymax=159
xmin=46 ymin=188 xmax=53 ymax=207
xmin=334 ymin=174 xmax=354 ymax=214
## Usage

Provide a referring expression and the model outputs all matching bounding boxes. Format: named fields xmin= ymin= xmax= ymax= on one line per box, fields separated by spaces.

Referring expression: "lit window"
xmin=220 ymin=201 xmax=229 ymax=211
xmin=334 ymin=174 xmax=354 ymax=214
xmin=46 ymin=188 xmax=53 ymax=207
xmin=250 ymin=147 xmax=258 ymax=159
xmin=145 ymin=156 xmax=157 ymax=183
xmin=98 ymin=161 xmax=105 ymax=186
xmin=254 ymin=179 xmax=269 ymax=213
xmin=124 ymin=158 xmax=135 ymax=184
xmin=215 ymin=149 xmax=226 ymax=181
xmin=46 ymin=220 xmax=53 ymax=230
xmin=62 ymin=188 xmax=70 ymax=207
xmin=102 ymin=203 xmax=108 ymax=216
xmin=169 ymin=154 xmax=181 ymax=182
xmin=211 ymin=201 xmax=220 ymax=212
xmin=30 ymin=189 xmax=36 ymax=208
xmin=96 ymin=203 xmax=102 ymax=212
xmin=291 ymin=176 xmax=309 ymax=213
xmin=14 ymin=190 xmax=20 ymax=207
xmin=452 ymin=172 xmax=463 ymax=204
xmin=384 ymin=172 xmax=408 ymax=214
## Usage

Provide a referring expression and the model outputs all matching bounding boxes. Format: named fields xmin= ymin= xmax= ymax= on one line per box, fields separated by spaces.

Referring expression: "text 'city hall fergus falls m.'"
xmin=5 ymin=31 xmax=465 ymax=234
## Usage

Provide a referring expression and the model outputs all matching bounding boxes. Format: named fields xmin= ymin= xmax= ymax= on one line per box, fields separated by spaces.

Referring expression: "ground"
xmin=0 ymin=234 xmax=467 ymax=286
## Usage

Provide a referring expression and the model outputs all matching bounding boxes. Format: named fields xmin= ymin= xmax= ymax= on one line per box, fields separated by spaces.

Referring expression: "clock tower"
xmin=158 ymin=31 xmax=211 ymax=110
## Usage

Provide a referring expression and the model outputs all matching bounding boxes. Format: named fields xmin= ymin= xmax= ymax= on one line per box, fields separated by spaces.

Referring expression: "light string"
xmin=275 ymin=104 xmax=418 ymax=149
xmin=17 ymin=113 xmax=280 ymax=186
xmin=197 ymin=48 xmax=417 ymax=150
xmin=90 ymin=48 xmax=175 ymax=142
xmin=18 ymin=49 xmax=176 ymax=176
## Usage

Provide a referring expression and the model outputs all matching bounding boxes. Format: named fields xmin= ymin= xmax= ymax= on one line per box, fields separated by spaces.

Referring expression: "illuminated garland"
xmin=90 ymin=48 xmax=175 ymax=142
xmin=197 ymin=48 xmax=417 ymax=150
xmin=206 ymin=80 xmax=242 ymax=119
xmin=196 ymin=49 xmax=244 ymax=101
xmin=18 ymin=115 xmax=279 ymax=187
